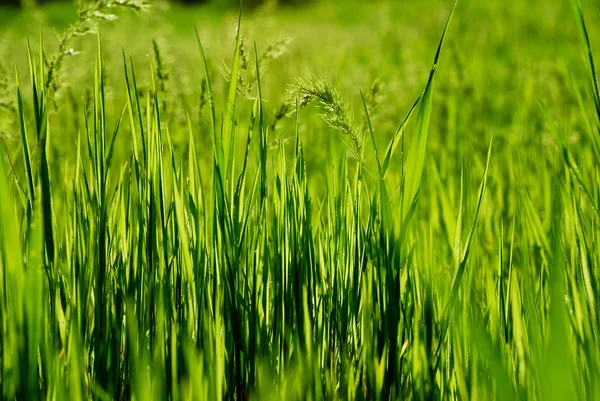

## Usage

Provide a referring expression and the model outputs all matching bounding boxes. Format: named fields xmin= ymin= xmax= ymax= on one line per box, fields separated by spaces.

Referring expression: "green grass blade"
xmin=401 ymin=1 xmax=457 ymax=223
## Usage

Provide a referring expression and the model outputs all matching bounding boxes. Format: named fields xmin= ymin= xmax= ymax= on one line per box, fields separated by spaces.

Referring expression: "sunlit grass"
xmin=1 ymin=0 xmax=600 ymax=400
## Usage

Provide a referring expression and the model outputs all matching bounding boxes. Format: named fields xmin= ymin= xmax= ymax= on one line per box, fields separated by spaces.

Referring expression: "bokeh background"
xmin=0 ymin=0 xmax=597 ymax=196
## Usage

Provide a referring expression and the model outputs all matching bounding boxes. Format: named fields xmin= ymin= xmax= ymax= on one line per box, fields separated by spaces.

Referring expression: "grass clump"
xmin=1 ymin=1 xmax=600 ymax=400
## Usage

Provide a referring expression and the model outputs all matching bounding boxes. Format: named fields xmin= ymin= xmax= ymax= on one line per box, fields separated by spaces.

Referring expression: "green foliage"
xmin=2 ymin=0 xmax=600 ymax=400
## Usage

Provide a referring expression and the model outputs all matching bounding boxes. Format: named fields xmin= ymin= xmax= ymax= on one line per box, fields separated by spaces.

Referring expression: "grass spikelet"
xmin=289 ymin=76 xmax=362 ymax=156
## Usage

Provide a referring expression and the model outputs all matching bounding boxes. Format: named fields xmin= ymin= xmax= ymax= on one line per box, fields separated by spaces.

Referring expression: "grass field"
xmin=1 ymin=0 xmax=600 ymax=399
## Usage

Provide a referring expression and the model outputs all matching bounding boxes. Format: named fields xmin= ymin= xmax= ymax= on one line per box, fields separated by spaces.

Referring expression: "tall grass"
xmin=1 ymin=1 xmax=600 ymax=400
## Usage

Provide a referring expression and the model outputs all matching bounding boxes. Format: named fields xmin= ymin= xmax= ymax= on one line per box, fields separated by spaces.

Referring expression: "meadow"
xmin=1 ymin=0 xmax=600 ymax=399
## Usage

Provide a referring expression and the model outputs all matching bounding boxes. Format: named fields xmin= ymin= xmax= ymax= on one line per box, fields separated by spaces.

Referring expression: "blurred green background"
xmin=0 ymin=0 xmax=598 ymax=197
xmin=0 ymin=0 xmax=306 ymax=7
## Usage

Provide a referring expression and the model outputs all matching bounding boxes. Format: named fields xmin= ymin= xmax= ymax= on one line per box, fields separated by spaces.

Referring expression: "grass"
xmin=1 ymin=0 xmax=600 ymax=399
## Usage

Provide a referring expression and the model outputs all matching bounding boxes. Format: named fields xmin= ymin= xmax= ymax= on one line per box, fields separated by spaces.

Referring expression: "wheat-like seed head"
xmin=287 ymin=77 xmax=362 ymax=157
